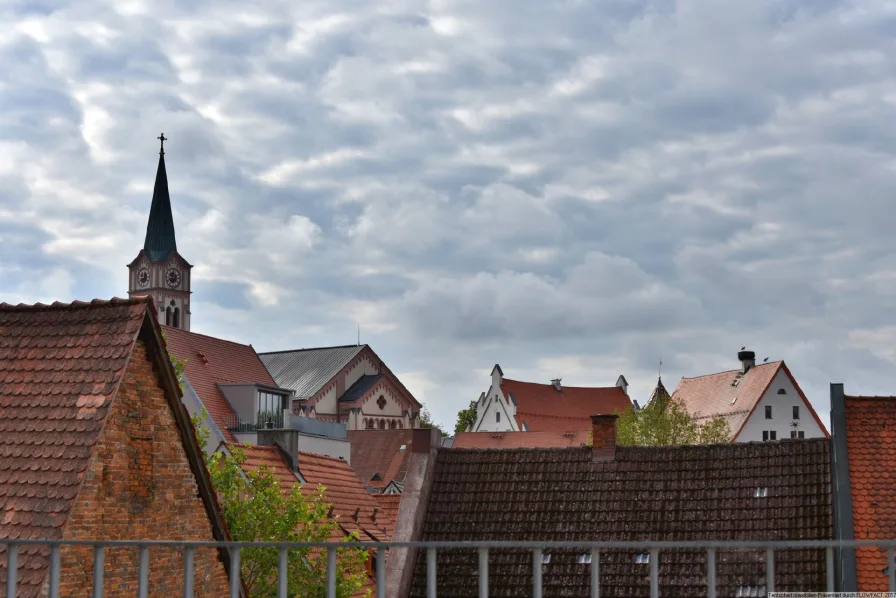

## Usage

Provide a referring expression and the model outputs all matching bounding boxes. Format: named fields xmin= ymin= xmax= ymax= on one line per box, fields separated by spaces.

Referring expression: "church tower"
xmin=127 ymin=134 xmax=192 ymax=330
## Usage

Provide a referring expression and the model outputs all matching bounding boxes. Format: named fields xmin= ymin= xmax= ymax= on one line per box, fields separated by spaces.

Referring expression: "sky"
xmin=2 ymin=0 xmax=895 ymax=431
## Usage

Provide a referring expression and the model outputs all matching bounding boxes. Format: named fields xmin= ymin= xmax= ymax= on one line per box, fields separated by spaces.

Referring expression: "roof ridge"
xmin=845 ymin=394 xmax=896 ymax=400
xmin=503 ymin=377 xmax=617 ymax=390
xmin=161 ymin=325 xmax=254 ymax=350
xmin=0 ymin=297 xmax=148 ymax=311
xmin=259 ymin=344 xmax=368 ymax=355
xmin=299 ymin=450 xmax=349 ymax=462
xmin=680 ymin=361 xmax=782 ymax=380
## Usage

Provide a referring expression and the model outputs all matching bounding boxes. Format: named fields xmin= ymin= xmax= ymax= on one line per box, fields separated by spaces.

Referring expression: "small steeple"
xmin=648 ymin=376 xmax=671 ymax=410
xmin=143 ymin=134 xmax=177 ymax=262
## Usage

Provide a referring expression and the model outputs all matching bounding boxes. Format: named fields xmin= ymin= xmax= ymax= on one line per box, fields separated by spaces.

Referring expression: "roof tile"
xmin=500 ymin=379 xmax=631 ymax=431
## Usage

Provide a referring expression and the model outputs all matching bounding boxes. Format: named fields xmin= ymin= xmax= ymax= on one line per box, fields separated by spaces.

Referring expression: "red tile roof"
xmin=346 ymin=429 xmax=413 ymax=488
xmin=234 ymin=445 xmax=392 ymax=542
xmin=843 ymin=394 xmax=896 ymax=591
xmin=163 ymin=326 xmax=278 ymax=441
xmin=453 ymin=430 xmax=590 ymax=449
xmin=500 ymin=378 xmax=631 ymax=431
xmin=376 ymin=494 xmax=401 ymax=529
xmin=0 ymin=298 xmax=230 ymax=595
xmin=410 ymin=440 xmax=832 ymax=597
xmin=671 ymin=361 xmax=828 ymax=440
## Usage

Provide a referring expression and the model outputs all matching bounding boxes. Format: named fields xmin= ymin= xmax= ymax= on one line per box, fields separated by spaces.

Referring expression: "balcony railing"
xmin=1 ymin=538 xmax=891 ymax=598
xmin=223 ymin=409 xmax=285 ymax=433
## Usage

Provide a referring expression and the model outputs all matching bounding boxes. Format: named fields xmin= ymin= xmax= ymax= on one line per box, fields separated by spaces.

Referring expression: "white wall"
xmin=473 ymin=368 xmax=518 ymax=432
xmin=734 ymin=368 xmax=826 ymax=442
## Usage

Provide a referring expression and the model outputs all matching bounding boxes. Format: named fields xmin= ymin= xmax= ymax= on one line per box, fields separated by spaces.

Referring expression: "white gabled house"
xmin=671 ymin=350 xmax=828 ymax=442
xmin=470 ymin=364 xmax=632 ymax=433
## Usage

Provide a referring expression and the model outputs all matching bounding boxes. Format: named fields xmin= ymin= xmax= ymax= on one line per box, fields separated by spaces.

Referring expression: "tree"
xmin=613 ymin=398 xmax=731 ymax=446
xmin=417 ymin=405 xmax=448 ymax=436
xmin=454 ymin=401 xmax=478 ymax=434
xmin=192 ymin=413 xmax=370 ymax=597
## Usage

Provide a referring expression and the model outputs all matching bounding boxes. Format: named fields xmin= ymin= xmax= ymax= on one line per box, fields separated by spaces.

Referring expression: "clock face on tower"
xmin=166 ymin=268 xmax=181 ymax=288
xmin=137 ymin=268 xmax=149 ymax=287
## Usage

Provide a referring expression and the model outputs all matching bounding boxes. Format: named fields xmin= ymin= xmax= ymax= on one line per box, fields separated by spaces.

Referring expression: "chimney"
xmin=590 ymin=414 xmax=618 ymax=462
xmin=551 ymin=378 xmax=562 ymax=391
xmin=738 ymin=350 xmax=756 ymax=373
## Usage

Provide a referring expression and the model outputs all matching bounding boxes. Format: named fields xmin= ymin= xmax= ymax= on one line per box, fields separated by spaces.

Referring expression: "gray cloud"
xmin=1 ymin=0 xmax=895 ymax=429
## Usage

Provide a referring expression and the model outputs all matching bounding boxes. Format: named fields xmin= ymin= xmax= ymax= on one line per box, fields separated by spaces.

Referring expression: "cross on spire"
xmin=157 ymin=133 xmax=167 ymax=155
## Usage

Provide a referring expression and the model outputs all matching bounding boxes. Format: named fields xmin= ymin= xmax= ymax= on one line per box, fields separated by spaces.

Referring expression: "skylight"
xmin=735 ymin=585 xmax=766 ymax=597
xmin=541 ymin=554 xmax=551 ymax=564
xmin=635 ymin=553 xmax=650 ymax=564
xmin=577 ymin=553 xmax=592 ymax=564
xmin=754 ymin=487 xmax=768 ymax=498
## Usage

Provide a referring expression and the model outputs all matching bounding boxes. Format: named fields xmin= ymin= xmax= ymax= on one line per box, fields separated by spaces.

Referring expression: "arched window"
xmin=777 ymin=389 xmax=787 ymax=395
xmin=397 ymin=421 xmax=403 ymax=429
xmin=380 ymin=419 xmax=385 ymax=429
xmin=165 ymin=307 xmax=172 ymax=326
xmin=173 ymin=307 xmax=180 ymax=328
xmin=391 ymin=420 xmax=397 ymax=430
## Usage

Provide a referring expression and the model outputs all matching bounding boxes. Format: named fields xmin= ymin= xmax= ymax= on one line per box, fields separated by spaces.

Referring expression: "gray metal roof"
xmin=259 ymin=345 xmax=366 ymax=400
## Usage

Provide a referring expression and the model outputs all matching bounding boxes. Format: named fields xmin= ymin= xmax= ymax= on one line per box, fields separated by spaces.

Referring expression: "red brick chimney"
xmin=591 ymin=414 xmax=618 ymax=462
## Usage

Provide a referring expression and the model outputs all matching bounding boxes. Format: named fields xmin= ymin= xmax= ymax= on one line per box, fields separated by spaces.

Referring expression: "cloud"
xmin=1 ymin=0 xmax=895 ymax=430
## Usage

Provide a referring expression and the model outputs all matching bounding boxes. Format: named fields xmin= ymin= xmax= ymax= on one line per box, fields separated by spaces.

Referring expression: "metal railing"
xmin=223 ymin=410 xmax=285 ymax=433
xmin=0 ymin=538 xmax=891 ymax=598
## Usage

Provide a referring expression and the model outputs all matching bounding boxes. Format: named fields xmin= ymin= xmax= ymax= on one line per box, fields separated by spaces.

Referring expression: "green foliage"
xmin=417 ymin=405 xmax=448 ymax=436
xmin=161 ymin=330 xmax=187 ymax=391
xmin=191 ymin=411 xmax=370 ymax=597
xmin=613 ymin=399 xmax=731 ymax=446
xmin=454 ymin=401 xmax=478 ymax=434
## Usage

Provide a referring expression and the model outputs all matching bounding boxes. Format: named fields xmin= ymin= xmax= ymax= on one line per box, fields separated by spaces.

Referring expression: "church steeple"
xmin=128 ymin=134 xmax=193 ymax=331
xmin=143 ymin=134 xmax=177 ymax=262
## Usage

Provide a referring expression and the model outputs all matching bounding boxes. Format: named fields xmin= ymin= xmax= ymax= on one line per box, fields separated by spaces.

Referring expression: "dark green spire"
xmin=143 ymin=134 xmax=177 ymax=262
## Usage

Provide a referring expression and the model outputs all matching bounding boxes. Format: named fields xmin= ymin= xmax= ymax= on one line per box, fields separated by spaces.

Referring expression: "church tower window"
xmin=165 ymin=307 xmax=172 ymax=326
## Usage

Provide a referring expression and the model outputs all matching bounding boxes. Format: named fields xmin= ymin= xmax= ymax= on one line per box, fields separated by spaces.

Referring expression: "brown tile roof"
xmin=843 ymin=394 xmax=896 ymax=591
xmin=452 ymin=430 xmax=590 ymax=449
xmin=163 ymin=326 xmax=278 ymax=441
xmin=671 ymin=361 xmax=828 ymax=441
xmin=235 ymin=444 xmax=393 ymax=542
xmin=500 ymin=378 xmax=631 ymax=431
xmin=0 ymin=298 xmax=231 ymax=595
xmin=376 ymin=494 xmax=401 ymax=529
xmin=410 ymin=440 xmax=832 ymax=597
xmin=346 ymin=429 xmax=413 ymax=488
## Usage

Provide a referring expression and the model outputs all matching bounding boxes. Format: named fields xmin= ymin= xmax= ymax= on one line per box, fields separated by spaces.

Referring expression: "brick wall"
xmin=55 ymin=340 xmax=230 ymax=597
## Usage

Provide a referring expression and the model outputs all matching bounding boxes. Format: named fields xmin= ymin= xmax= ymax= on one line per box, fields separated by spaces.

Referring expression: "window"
xmin=792 ymin=405 xmax=800 ymax=419
xmin=777 ymin=388 xmax=787 ymax=395
xmin=798 ymin=431 xmax=804 ymax=439
xmin=753 ymin=487 xmax=768 ymax=498
xmin=496 ymin=411 xmax=501 ymax=423
xmin=765 ymin=406 xmax=772 ymax=419
xmin=165 ymin=306 xmax=172 ymax=326
xmin=173 ymin=307 xmax=180 ymax=328
xmin=735 ymin=586 xmax=766 ymax=597
xmin=577 ymin=553 xmax=593 ymax=564
xmin=762 ymin=431 xmax=777 ymax=441
xmin=763 ymin=431 xmax=768 ymax=441
xmin=257 ymin=391 xmax=286 ymax=428
xmin=635 ymin=553 xmax=650 ymax=564
xmin=541 ymin=554 xmax=551 ymax=564
xmin=377 ymin=396 xmax=387 ymax=410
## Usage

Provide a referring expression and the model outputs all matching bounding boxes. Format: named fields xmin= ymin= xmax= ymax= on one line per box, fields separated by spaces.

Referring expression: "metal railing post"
xmin=230 ymin=547 xmax=241 ymax=598
xmin=93 ymin=545 xmax=105 ymax=598
xmin=427 ymin=547 xmax=437 ymax=598
xmin=478 ymin=548 xmax=489 ymax=598
xmin=377 ymin=545 xmax=386 ymax=598
xmin=707 ymin=548 xmax=716 ymax=598
xmin=532 ymin=549 xmax=542 ymax=598
xmin=765 ymin=548 xmax=775 ymax=594
xmin=183 ymin=546 xmax=195 ymax=598
xmin=889 ymin=548 xmax=895 ymax=592
xmin=590 ymin=549 xmax=600 ymax=598
xmin=278 ymin=547 xmax=288 ymax=597
xmin=138 ymin=546 xmax=149 ymax=598
xmin=48 ymin=544 xmax=61 ymax=598
xmin=649 ymin=549 xmax=659 ymax=598
xmin=826 ymin=546 xmax=834 ymax=592
xmin=6 ymin=543 xmax=17 ymax=598
xmin=327 ymin=547 xmax=336 ymax=598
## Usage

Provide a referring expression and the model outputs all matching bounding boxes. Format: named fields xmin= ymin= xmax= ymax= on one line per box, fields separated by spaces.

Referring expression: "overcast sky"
xmin=2 ymin=0 xmax=895 ymax=430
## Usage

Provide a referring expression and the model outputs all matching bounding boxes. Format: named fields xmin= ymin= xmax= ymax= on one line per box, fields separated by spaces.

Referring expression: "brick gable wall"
xmin=54 ymin=340 xmax=229 ymax=597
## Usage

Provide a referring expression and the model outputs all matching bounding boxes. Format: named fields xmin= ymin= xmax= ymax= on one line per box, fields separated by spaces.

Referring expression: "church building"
xmin=127 ymin=134 xmax=192 ymax=331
